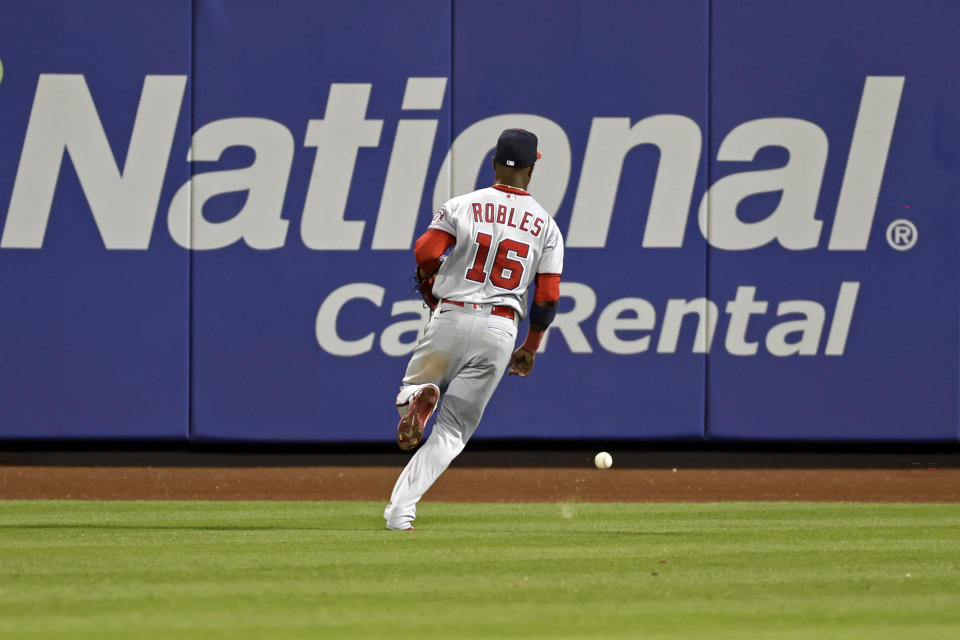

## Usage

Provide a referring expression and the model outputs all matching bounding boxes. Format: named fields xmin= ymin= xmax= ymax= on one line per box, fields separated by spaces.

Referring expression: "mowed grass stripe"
xmin=1 ymin=501 xmax=958 ymax=639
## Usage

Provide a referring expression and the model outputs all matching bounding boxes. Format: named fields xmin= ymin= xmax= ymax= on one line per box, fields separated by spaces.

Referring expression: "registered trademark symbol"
xmin=886 ymin=219 xmax=917 ymax=251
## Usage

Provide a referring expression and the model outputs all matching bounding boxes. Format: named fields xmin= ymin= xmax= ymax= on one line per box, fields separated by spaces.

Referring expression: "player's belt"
xmin=441 ymin=299 xmax=516 ymax=321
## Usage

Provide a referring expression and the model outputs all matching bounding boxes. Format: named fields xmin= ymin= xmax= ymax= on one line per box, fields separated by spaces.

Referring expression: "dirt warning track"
xmin=1 ymin=465 xmax=958 ymax=502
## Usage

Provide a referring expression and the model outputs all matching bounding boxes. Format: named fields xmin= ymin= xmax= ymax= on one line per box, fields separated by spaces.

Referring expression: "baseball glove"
xmin=415 ymin=260 xmax=442 ymax=310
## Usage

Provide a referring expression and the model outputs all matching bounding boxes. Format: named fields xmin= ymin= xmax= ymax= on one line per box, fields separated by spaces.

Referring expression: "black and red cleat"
xmin=396 ymin=384 xmax=439 ymax=451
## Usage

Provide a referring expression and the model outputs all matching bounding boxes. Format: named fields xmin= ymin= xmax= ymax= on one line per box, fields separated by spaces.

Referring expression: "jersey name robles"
xmin=429 ymin=184 xmax=564 ymax=317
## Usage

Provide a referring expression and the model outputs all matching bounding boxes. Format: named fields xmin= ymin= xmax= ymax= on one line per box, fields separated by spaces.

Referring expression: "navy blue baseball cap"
xmin=494 ymin=128 xmax=542 ymax=168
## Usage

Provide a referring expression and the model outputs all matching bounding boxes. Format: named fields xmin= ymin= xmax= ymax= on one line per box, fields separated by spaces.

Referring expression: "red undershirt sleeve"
xmin=533 ymin=273 xmax=561 ymax=303
xmin=414 ymin=229 xmax=456 ymax=273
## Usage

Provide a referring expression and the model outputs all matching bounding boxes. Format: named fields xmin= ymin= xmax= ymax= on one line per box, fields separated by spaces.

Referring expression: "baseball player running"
xmin=384 ymin=128 xmax=564 ymax=530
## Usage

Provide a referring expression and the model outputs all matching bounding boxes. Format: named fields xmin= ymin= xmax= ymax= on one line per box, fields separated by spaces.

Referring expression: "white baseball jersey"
xmin=428 ymin=185 xmax=564 ymax=317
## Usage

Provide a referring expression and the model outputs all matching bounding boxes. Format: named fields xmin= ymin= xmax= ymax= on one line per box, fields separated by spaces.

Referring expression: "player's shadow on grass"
xmin=430 ymin=529 xmax=680 ymax=535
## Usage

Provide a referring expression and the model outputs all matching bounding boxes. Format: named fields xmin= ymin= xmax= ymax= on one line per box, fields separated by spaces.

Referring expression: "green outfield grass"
xmin=1 ymin=501 xmax=958 ymax=639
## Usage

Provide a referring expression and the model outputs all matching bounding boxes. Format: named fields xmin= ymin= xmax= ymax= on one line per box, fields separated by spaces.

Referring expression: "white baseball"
xmin=594 ymin=451 xmax=613 ymax=469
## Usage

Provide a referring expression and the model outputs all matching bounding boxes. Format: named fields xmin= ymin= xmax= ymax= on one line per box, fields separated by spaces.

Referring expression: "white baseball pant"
xmin=384 ymin=301 xmax=517 ymax=529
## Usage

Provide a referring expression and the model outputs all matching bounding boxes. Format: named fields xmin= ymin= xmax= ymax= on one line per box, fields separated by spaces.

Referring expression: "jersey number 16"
xmin=465 ymin=233 xmax=529 ymax=291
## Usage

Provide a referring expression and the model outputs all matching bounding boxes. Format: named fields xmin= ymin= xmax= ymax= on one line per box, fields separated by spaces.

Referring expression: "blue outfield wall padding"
xmin=186 ymin=0 xmax=709 ymax=443
xmin=705 ymin=0 xmax=960 ymax=441
xmin=1 ymin=0 xmax=958 ymax=443
xmin=0 ymin=0 xmax=192 ymax=439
